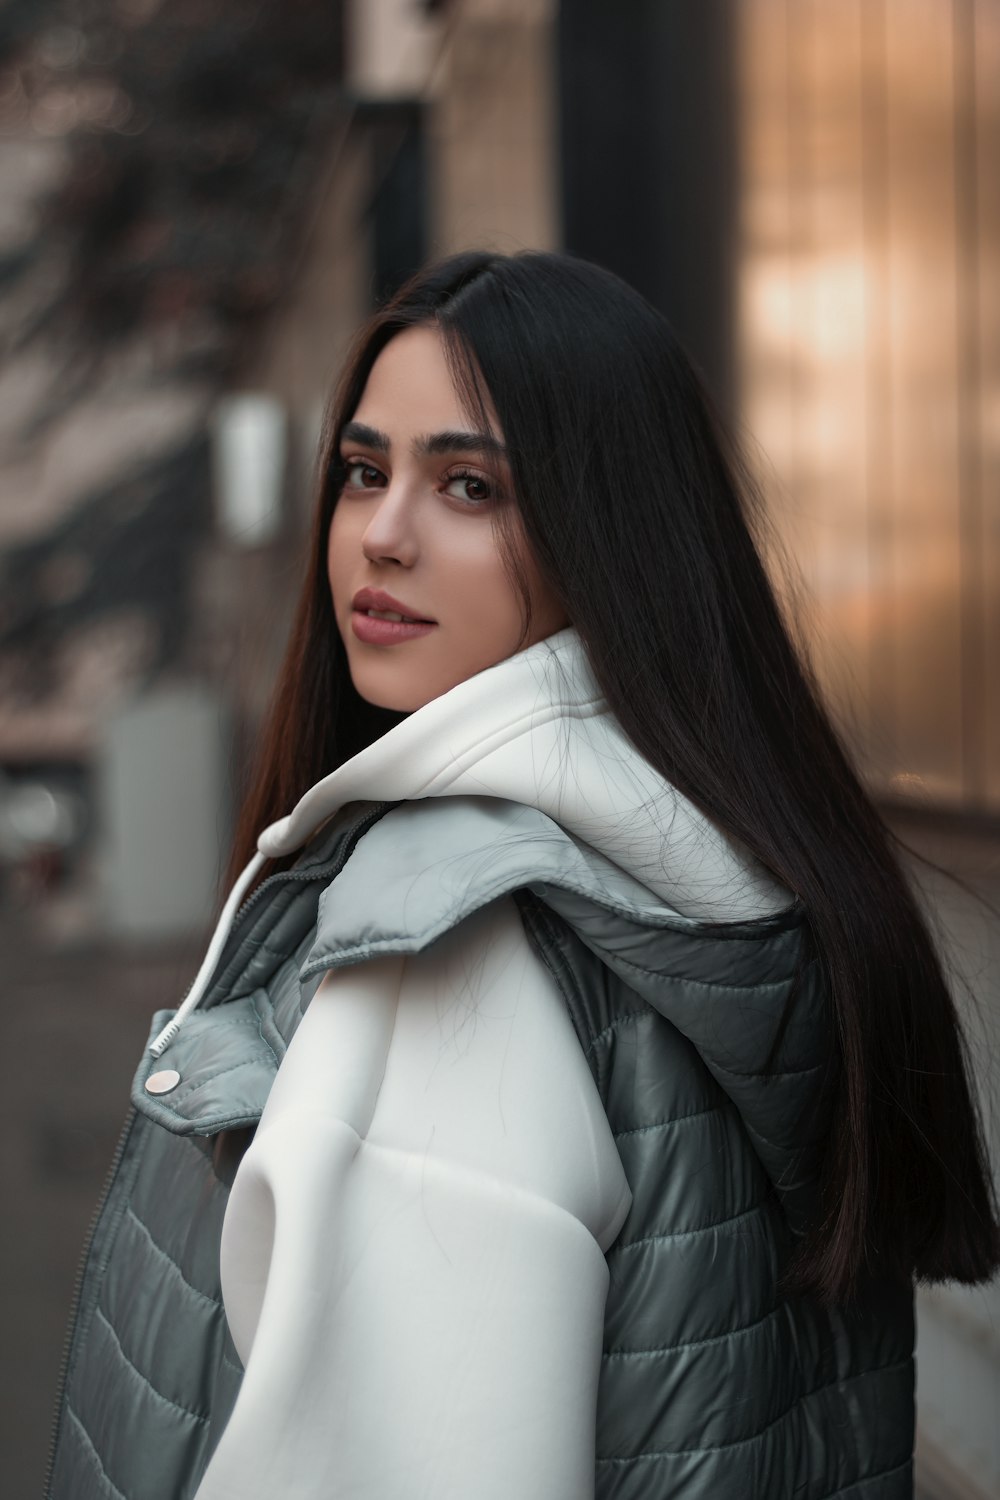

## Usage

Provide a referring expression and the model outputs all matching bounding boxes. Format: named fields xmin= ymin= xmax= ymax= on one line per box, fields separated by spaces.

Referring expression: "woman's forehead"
xmin=353 ymin=324 xmax=503 ymax=445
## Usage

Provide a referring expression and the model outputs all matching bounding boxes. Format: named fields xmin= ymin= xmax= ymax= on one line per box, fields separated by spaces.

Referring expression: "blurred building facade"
xmin=5 ymin=0 xmax=995 ymax=893
xmin=739 ymin=0 xmax=999 ymax=817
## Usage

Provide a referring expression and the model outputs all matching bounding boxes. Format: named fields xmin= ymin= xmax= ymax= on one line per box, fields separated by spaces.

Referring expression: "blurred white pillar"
xmin=97 ymin=684 xmax=232 ymax=940
xmin=345 ymin=0 xmax=441 ymax=99
xmin=212 ymin=393 xmax=287 ymax=547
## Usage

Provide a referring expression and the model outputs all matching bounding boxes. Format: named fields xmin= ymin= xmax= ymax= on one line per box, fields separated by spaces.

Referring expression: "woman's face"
xmin=327 ymin=322 xmax=569 ymax=712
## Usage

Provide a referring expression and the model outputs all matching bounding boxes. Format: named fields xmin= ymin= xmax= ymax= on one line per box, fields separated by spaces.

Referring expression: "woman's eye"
xmin=343 ymin=460 xmax=385 ymax=489
xmin=444 ymin=471 xmax=494 ymax=505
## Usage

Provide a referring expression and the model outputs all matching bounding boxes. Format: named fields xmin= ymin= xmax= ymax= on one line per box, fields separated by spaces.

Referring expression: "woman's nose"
xmin=360 ymin=485 xmax=419 ymax=567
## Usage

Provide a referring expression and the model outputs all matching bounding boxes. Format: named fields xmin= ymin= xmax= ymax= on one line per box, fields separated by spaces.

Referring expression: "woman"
xmin=47 ymin=250 xmax=999 ymax=1500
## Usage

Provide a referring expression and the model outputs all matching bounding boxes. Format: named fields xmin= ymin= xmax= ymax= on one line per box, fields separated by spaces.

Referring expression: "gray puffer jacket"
xmin=46 ymin=630 xmax=914 ymax=1499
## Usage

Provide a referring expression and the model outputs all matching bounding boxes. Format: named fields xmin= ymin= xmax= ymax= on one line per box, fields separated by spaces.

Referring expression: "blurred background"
xmin=0 ymin=0 xmax=997 ymax=1494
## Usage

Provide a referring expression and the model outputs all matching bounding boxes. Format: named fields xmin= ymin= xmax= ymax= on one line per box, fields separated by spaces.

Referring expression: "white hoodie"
xmin=190 ymin=628 xmax=789 ymax=1500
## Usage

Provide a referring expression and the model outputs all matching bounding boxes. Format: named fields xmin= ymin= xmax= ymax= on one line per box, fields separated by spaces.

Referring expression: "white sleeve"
xmin=192 ymin=895 xmax=631 ymax=1500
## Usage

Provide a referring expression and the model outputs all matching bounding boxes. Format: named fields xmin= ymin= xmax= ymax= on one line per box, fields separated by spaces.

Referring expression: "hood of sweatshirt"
xmin=149 ymin=627 xmax=791 ymax=1057
xmin=258 ymin=625 xmax=790 ymax=919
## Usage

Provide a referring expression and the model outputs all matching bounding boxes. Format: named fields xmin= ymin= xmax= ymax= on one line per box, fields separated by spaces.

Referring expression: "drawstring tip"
xmin=149 ymin=1019 xmax=180 ymax=1058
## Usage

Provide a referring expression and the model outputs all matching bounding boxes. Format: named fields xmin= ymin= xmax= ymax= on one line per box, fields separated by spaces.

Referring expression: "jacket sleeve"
xmin=192 ymin=894 xmax=632 ymax=1500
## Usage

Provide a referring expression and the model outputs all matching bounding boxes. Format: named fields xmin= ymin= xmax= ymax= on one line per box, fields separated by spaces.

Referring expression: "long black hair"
xmin=225 ymin=248 xmax=1000 ymax=1303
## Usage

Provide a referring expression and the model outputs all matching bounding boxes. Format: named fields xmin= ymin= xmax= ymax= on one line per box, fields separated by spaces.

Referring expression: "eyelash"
xmin=338 ymin=459 xmax=500 ymax=507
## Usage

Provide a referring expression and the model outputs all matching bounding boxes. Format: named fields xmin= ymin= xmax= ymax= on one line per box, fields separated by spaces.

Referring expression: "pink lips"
xmin=350 ymin=587 xmax=437 ymax=647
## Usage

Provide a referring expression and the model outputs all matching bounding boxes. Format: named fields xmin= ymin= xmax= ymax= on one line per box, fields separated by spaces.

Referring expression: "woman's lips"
xmin=351 ymin=610 xmax=438 ymax=646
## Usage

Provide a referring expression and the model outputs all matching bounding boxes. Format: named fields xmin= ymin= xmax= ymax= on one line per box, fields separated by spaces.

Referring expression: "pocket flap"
xmin=131 ymin=994 xmax=280 ymax=1136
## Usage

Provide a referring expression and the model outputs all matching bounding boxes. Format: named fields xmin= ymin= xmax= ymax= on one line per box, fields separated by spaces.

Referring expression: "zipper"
xmin=42 ymin=1103 xmax=139 ymax=1499
xmin=229 ymin=800 xmax=394 ymax=930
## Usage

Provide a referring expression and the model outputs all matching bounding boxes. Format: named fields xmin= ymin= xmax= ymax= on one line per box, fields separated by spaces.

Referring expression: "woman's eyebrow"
xmin=340 ymin=420 xmax=507 ymax=459
xmin=340 ymin=420 xmax=389 ymax=452
xmin=419 ymin=429 xmax=508 ymax=459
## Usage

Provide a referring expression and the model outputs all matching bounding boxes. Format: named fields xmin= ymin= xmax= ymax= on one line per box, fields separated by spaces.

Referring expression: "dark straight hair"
xmin=224 ymin=248 xmax=999 ymax=1302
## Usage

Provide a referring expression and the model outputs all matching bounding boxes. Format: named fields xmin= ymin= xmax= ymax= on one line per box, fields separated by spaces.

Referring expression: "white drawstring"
xmin=148 ymin=849 xmax=267 ymax=1058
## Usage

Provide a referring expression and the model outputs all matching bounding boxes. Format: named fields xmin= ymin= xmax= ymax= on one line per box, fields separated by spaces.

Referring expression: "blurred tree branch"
xmin=0 ymin=434 xmax=211 ymax=700
xmin=1 ymin=0 xmax=345 ymax=406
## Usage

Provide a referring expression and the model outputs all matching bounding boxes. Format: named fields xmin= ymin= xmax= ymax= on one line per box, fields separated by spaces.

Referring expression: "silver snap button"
xmin=145 ymin=1068 xmax=181 ymax=1095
